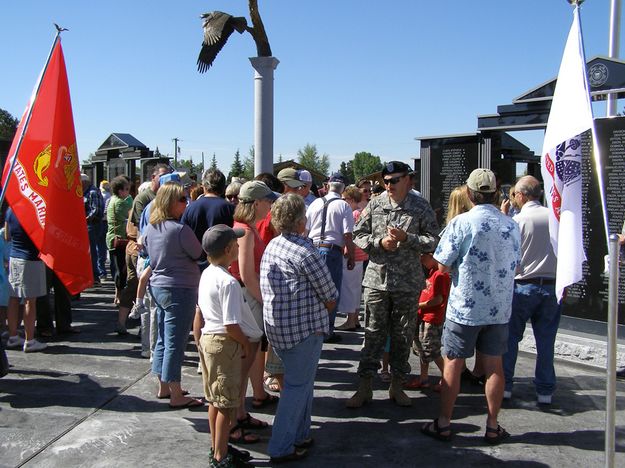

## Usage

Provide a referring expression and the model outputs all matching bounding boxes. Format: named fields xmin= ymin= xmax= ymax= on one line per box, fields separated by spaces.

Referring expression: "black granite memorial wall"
xmin=426 ymin=136 xmax=479 ymax=226
xmin=561 ymin=117 xmax=625 ymax=324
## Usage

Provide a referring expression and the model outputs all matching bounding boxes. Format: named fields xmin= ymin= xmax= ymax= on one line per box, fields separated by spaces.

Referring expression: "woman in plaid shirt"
xmin=260 ymin=193 xmax=338 ymax=463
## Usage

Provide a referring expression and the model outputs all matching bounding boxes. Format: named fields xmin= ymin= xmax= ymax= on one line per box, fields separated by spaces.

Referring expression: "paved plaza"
xmin=1 ymin=278 xmax=624 ymax=467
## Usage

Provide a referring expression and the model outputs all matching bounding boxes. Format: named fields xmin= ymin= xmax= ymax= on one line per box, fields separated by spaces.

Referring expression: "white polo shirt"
xmin=513 ymin=200 xmax=557 ymax=280
xmin=306 ymin=191 xmax=354 ymax=247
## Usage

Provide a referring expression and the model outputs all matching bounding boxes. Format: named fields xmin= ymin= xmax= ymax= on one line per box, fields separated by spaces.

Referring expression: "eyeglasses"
xmin=383 ymin=174 xmax=407 ymax=185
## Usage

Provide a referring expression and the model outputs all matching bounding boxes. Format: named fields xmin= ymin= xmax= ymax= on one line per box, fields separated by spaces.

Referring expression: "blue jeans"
xmin=268 ymin=333 xmax=323 ymax=457
xmin=150 ymin=286 xmax=198 ymax=383
xmin=502 ymin=282 xmax=561 ymax=396
xmin=87 ymin=223 xmax=105 ymax=278
xmin=317 ymin=246 xmax=343 ymax=334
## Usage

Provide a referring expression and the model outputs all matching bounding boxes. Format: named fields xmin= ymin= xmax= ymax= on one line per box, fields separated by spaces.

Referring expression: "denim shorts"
xmin=442 ymin=319 xmax=509 ymax=359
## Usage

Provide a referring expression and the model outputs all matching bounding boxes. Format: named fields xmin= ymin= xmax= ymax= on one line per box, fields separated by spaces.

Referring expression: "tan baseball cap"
xmin=466 ymin=168 xmax=496 ymax=193
xmin=238 ymin=181 xmax=279 ymax=203
xmin=277 ymin=168 xmax=305 ymax=188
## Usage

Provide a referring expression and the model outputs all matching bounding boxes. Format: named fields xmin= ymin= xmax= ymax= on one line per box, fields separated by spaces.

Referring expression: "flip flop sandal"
xmin=168 ymin=398 xmax=204 ymax=410
xmin=252 ymin=393 xmax=279 ymax=409
xmin=403 ymin=378 xmax=424 ymax=390
xmin=237 ymin=412 xmax=269 ymax=429
xmin=484 ymin=424 xmax=510 ymax=445
xmin=229 ymin=424 xmax=260 ymax=445
xmin=264 ymin=376 xmax=280 ymax=392
xmin=157 ymin=390 xmax=189 ymax=399
xmin=421 ymin=419 xmax=452 ymax=442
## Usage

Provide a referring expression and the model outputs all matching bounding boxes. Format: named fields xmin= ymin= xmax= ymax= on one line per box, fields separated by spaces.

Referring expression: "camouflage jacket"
xmin=354 ymin=191 xmax=439 ymax=292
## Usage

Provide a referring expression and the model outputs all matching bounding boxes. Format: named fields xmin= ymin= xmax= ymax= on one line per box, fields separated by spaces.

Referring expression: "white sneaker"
xmin=6 ymin=335 xmax=25 ymax=349
xmin=129 ymin=302 xmax=147 ymax=320
xmin=537 ymin=394 xmax=552 ymax=405
xmin=503 ymin=390 xmax=512 ymax=400
xmin=23 ymin=339 xmax=47 ymax=353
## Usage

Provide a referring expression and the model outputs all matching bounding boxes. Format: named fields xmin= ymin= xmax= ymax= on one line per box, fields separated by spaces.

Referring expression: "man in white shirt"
xmin=502 ymin=175 xmax=559 ymax=405
xmin=306 ymin=173 xmax=355 ymax=342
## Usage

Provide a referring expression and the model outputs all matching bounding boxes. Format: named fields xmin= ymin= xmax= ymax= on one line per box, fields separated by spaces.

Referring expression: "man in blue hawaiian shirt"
xmin=422 ymin=168 xmax=521 ymax=445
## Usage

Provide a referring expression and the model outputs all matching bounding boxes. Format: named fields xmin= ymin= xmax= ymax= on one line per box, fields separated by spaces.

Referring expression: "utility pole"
xmin=172 ymin=137 xmax=181 ymax=166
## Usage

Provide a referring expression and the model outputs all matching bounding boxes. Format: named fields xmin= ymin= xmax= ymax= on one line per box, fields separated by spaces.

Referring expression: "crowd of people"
xmin=0 ymin=161 xmax=590 ymax=467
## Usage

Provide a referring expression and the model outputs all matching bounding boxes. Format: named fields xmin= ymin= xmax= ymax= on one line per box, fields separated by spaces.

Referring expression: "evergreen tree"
xmin=242 ymin=146 xmax=255 ymax=180
xmin=297 ymin=143 xmax=329 ymax=176
xmin=338 ymin=161 xmax=355 ymax=185
xmin=0 ymin=108 xmax=18 ymax=141
xmin=228 ymin=149 xmax=244 ymax=181
xmin=210 ymin=153 xmax=218 ymax=171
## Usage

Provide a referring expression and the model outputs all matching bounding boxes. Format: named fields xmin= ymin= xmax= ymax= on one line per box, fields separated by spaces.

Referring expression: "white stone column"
xmin=249 ymin=56 xmax=279 ymax=176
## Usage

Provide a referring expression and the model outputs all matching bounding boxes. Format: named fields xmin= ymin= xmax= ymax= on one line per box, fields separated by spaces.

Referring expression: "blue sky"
xmin=0 ymin=0 xmax=620 ymax=174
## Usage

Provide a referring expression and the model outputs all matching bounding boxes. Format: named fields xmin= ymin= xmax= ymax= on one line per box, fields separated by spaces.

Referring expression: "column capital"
xmin=249 ymin=56 xmax=280 ymax=72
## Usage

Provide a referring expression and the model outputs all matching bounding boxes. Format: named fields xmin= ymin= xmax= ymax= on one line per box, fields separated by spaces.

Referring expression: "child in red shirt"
xmin=406 ymin=253 xmax=450 ymax=390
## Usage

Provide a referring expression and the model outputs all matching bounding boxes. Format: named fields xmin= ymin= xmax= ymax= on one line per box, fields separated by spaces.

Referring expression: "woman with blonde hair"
xmin=446 ymin=185 xmax=472 ymax=226
xmin=143 ymin=182 xmax=204 ymax=408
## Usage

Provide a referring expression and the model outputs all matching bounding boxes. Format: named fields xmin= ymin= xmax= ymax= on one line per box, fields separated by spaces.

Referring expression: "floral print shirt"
xmin=434 ymin=204 xmax=521 ymax=326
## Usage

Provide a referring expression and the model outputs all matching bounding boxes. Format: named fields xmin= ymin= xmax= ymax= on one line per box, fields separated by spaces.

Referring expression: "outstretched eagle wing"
xmin=197 ymin=11 xmax=248 ymax=73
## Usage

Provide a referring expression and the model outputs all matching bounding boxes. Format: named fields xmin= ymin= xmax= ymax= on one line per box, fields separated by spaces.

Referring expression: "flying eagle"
xmin=197 ymin=11 xmax=248 ymax=73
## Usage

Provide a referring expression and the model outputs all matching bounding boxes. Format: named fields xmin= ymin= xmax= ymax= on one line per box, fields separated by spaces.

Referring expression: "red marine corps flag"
xmin=1 ymin=33 xmax=92 ymax=294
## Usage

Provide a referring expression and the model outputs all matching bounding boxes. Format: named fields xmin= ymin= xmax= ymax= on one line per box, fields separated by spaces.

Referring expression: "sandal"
xmin=484 ymin=424 xmax=510 ymax=445
xmin=421 ymin=419 xmax=452 ymax=442
xmin=237 ymin=412 xmax=268 ymax=429
xmin=229 ymin=424 xmax=260 ymax=445
xmin=404 ymin=377 xmax=425 ymax=390
xmin=379 ymin=370 xmax=391 ymax=383
xmin=157 ymin=390 xmax=189 ymax=399
xmin=252 ymin=392 xmax=279 ymax=409
xmin=264 ymin=376 xmax=280 ymax=393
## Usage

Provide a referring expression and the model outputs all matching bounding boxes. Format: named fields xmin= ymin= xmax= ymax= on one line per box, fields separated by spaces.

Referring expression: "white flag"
xmin=541 ymin=6 xmax=593 ymax=302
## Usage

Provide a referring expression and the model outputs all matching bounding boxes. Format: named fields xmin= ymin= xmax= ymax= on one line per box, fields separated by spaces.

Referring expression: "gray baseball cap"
xmin=202 ymin=224 xmax=245 ymax=257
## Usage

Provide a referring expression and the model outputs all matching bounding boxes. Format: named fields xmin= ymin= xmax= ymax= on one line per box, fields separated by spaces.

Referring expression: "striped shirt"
xmin=260 ymin=232 xmax=338 ymax=350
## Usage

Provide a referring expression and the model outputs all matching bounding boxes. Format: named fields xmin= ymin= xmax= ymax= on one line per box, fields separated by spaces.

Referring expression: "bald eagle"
xmin=197 ymin=11 xmax=248 ymax=73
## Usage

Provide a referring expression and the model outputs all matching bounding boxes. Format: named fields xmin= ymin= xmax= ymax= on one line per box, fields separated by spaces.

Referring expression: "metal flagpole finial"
xmin=567 ymin=0 xmax=585 ymax=5
xmin=54 ymin=23 xmax=68 ymax=33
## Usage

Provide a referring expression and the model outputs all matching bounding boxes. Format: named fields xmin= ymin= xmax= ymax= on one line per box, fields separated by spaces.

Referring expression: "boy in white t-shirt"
xmin=198 ymin=225 xmax=263 ymax=468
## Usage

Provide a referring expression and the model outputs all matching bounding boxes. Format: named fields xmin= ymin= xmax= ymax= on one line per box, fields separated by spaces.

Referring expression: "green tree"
xmin=176 ymin=158 xmax=203 ymax=179
xmin=297 ymin=143 xmax=329 ymax=176
xmin=228 ymin=149 xmax=244 ymax=181
xmin=352 ymin=151 xmax=383 ymax=181
xmin=241 ymin=146 xmax=255 ymax=180
xmin=338 ymin=161 xmax=355 ymax=185
xmin=209 ymin=153 xmax=218 ymax=171
xmin=0 ymin=108 xmax=18 ymax=141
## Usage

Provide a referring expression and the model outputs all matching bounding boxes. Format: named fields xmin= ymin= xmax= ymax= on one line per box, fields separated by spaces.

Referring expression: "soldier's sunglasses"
xmin=383 ymin=174 xmax=407 ymax=185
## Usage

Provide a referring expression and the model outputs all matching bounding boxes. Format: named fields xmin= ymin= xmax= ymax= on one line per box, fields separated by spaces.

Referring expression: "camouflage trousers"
xmin=357 ymin=287 xmax=419 ymax=380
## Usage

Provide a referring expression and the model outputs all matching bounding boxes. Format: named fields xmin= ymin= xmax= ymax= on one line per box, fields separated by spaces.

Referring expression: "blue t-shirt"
xmin=6 ymin=208 xmax=39 ymax=261
xmin=434 ymin=204 xmax=521 ymax=326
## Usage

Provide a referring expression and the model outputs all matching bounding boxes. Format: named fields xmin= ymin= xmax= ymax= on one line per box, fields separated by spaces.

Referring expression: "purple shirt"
xmin=143 ymin=220 xmax=203 ymax=289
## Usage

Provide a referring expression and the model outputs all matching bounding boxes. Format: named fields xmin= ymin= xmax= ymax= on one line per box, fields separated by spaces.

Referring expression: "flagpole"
xmin=607 ymin=0 xmax=621 ymax=117
xmin=0 ymin=27 xmax=63 ymax=209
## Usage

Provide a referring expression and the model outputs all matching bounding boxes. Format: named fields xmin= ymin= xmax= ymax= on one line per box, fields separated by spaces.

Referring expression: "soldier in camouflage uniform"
xmin=346 ymin=161 xmax=439 ymax=408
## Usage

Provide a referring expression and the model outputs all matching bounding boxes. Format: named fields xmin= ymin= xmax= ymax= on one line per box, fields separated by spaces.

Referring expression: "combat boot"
xmin=389 ymin=376 xmax=412 ymax=407
xmin=345 ymin=376 xmax=373 ymax=408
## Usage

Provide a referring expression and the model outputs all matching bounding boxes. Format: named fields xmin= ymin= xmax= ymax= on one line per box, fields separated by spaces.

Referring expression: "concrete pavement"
xmin=1 ymin=278 xmax=624 ymax=467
